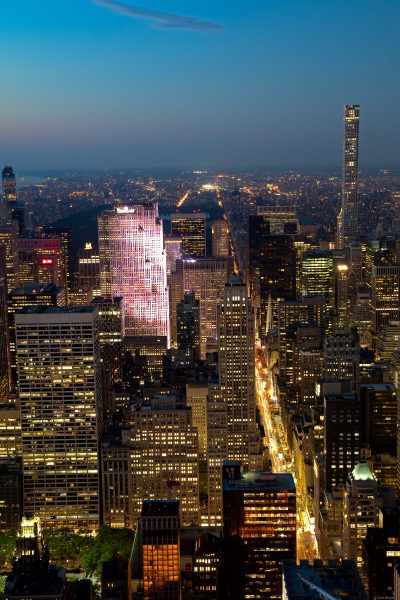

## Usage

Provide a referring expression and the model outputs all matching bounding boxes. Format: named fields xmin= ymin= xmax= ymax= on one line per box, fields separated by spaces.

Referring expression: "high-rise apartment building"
xmin=217 ymin=276 xmax=259 ymax=470
xmin=222 ymin=462 xmax=296 ymax=599
xmin=339 ymin=105 xmax=360 ymax=248
xmin=0 ymin=222 xmax=19 ymax=292
xmin=15 ymin=306 xmax=103 ymax=528
xmin=170 ymin=213 xmax=207 ymax=257
xmin=211 ymin=219 xmax=229 ymax=256
xmin=206 ymin=387 xmax=228 ymax=527
xmin=360 ymin=383 xmax=397 ymax=456
xmin=132 ymin=500 xmax=181 ymax=600
xmin=174 ymin=257 xmax=233 ymax=357
xmin=76 ymin=242 xmax=101 ymax=299
xmin=98 ymin=203 xmax=170 ymax=344
xmin=37 ymin=226 xmax=73 ymax=302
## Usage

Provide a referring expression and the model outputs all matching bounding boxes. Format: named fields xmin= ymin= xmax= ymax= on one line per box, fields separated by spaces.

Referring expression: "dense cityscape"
xmin=0 ymin=103 xmax=400 ymax=599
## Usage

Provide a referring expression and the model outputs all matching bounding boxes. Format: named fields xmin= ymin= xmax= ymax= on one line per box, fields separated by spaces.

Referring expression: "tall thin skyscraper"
xmin=340 ymin=105 xmax=360 ymax=248
xmin=98 ymin=203 xmax=169 ymax=344
xmin=15 ymin=306 xmax=103 ymax=529
xmin=217 ymin=276 xmax=260 ymax=470
xmin=1 ymin=166 xmax=17 ymax=227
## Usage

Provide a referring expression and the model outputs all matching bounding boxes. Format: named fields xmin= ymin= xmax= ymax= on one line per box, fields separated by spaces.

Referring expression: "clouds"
xmin=91 ymin=0 xmax=222 ymax=32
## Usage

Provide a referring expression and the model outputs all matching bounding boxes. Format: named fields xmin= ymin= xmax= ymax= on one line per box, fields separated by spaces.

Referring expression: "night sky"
xmin=1 ymin=0 xmax=399 ymax=169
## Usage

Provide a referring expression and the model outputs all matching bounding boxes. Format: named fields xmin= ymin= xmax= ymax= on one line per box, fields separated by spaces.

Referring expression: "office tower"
xmin=2 ymin=165 xmax=17 ymax=205
xmin=4 ymin=516 xmax=68 ymax=600
xmin=132 ymin=500 xmax=181 ymax=600
xmin=174 ymin=257 xmax=233 ymax=357
xmin=125 ymin=395 xmax=199 ymax=525
xmin=15 ymin=306 xmax=102 ymax=528
xmin=170 ymin=213 xmax=207 ymax=257
xmin=186 ymin=383 xmax=208 ymax=461
xmin=371 ymin=264 xmax=400 ymax=334
xmin=98 ymin=203 xmax=170 ymax=344
xmin=352 ymin=287 xmax=371 ymax=347
xmin=191 ymin=532 xmax=222 ymax=599
xmin=360 ymin=383 xmax=397 ymax=456
xmin=206 ymin=387 xmax=228 ymax=527
xmin=363 ymin=507 xmax=400 ymax=600
xmin=248 ymin=214 xmax=296 ymax=334
xmin=169 ymin=269 xmax=184 ymax=348
xmin=323 ymin=328 xmax=360 ymax=391
xmin=0 ymin=222 xmax=19 ymax=292
xmin=7 ymin=283 xmax=65 ymax=389
xmin=292 ymin=330 xmax=323 ymax=409
xmin=282 ymin=559 xmax=368 ymax=600
xmin=18 ymin=235 xmax=67 ymax=288
xmin=0 ymin=458 xmax=22 ymax=530
xmin=76 ymin=242 xmax=101 ymax=299
xmin=256 ymin=205 xmax=297 ymax=234
xmin=340 ymin=105 xmax=360 ymax=248
xmin=217 ymin=276 xmax=260 ymax=470
xmin=91 ymin=296 xmax=123 ymax=368
xmin=101 ymin=425 xmax=133 ymax=529
xmin=324 ymin=393 xmax=361 ymax=491
xmin=334 ymin=258 xmax=351 ymax=327
xmin=176 ymin=292 xmax=200 ymax=363
xmin=1 ymin=166 xmax=24 ymax=233
xmin=38 ymin=226 xmax=73 ymax=302
xmin=211 ymin=219 xmax=229 ymax=256
xmin=301 ymin=249 xmax=334 ymax=305
xmin=0 ymin=403 xmax=21 ymax=459
xmin=278 ymin=296 xmax=328 ymax=387
xmin=379 ymin=320 xmax=400 ymax=361
xmin=222 ymin=462 xmax=296 ymax=600
xmin=164 ymin=235 xmax=183 ymax=275
xmin=0 ymin=260 xmax=10 ymax=398
xmin=102 ymin=553 xmax=132 ymax=600
xmin=343 ymin=462 xmax=381 ymax=569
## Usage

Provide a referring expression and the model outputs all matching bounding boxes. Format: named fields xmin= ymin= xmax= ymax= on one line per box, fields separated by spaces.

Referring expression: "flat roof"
xmin=223 ymin=471 xmax=295 ymax=493
xmin=9 ymin=282 xmax=62 ymax=296
xmin=15 ymin=305 xmax=96 ymax=314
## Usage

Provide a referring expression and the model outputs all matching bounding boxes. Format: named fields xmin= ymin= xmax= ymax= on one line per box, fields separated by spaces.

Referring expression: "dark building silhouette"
xmin=324 ymin=393 xmax=361 ymax=491
xmin=102 ymin=552 xmax=131 ymax=600
xmin=360 ymin=383 xmax=397 ymax=455
xmin=248 ymin=214 xmax=296 ymax=334
xmin=176 ymin=291 xmax=200 ymax=364
xmin=222 ymin=461 xmax=296 ymax=599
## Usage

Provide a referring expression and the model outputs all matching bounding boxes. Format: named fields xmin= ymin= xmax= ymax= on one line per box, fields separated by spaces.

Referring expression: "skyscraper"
xmin=176 ymin=291 xmax=200 ymax=363
xmin=340 ymin=105 xmax=360 ymax=248
xmin=211 ymin=219 xmax=230 ymax=256
xmin=174 ymin=257 xmax=233 ymax=357
xmin=98 ymin=203 xmax=170 ymax=344
xmin=0 ymin=251 xmax=10 ymax=398
xmin=170 ymin=213 xmax=207 ymax=257
xmin=1 ymin=166 xmax=17 ymax=228
xmin=248 ymin=214 xmax=296 ymax=333
xmin=217 ymin=276 xmax=260 ymax=470
xmin=222 ymin=462 xmax=296 ymax=599
xmin=132 ymin=500 xmax=181 ymax=600
xmin=15 ymin=306 xmax=103 ymax=528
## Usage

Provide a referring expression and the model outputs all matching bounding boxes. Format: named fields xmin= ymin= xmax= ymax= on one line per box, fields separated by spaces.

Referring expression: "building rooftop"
xmin=223 ymin=470 xmax=295 ymax=493
xmin=351 ymin=461 xmax=376 ymax=482
xmin=15 ymin=305 xmax=96 ymax=315
xmin=282 ymin=559 xmax=368 ymax=600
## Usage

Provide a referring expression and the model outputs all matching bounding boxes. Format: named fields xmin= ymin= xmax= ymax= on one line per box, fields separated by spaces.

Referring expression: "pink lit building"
xmin=98 ymin=203 xmax=170 ymax=344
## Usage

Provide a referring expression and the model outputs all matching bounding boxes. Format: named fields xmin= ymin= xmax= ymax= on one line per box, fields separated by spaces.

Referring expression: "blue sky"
xmin=1 ymin=0 xmax=399 ymax=169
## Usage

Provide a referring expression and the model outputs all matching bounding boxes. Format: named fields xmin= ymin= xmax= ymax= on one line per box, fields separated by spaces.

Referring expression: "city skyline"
xmin=1 ymin=1 xmax=399 ymax=169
